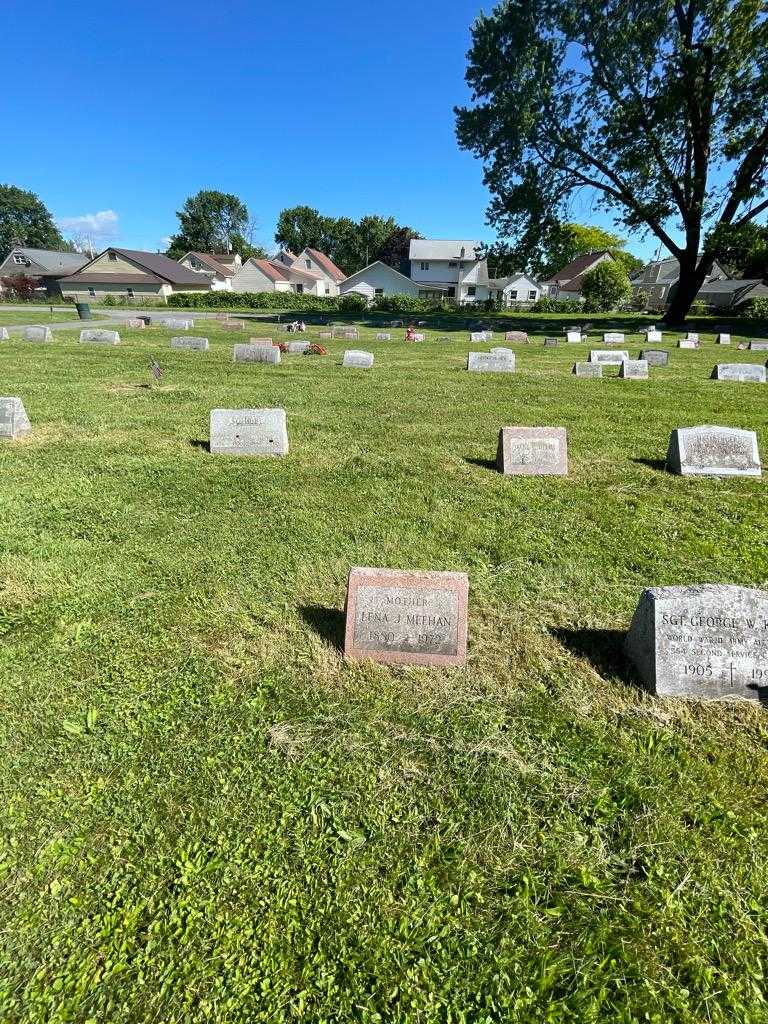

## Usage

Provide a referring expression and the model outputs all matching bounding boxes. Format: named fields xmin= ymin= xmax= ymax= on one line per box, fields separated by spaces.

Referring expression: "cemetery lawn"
xmin=2 ymin=321 xmax=768 ymax=1023
xmin=0 ymin=310 xmax=82 ymax=326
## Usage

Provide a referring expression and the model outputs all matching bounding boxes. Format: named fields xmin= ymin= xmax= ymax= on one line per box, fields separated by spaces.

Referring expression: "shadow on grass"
xmin=299 ymin=605 xmax=345 ymax=652
xmin=632 ymin=458 xmax=668 ymax=473
xmin=189 ymin=439 xmax=210 ymax=452
xmin=552 ymin=627 xmax=642 ymax=689
xmin=465 ymin=456 xmax=499 ymax=472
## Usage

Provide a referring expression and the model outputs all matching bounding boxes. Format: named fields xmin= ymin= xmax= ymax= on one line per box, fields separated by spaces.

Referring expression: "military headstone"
xmin=603 ymin=332 xmax=625 ymax=344
xmin=467 ymin=351 xmax=516 ymax=373
xmin=0 ymin=397 xmax=31 ymax=439
xmin=711 ymin=363 xmax=766 ymax=383
xmin=233 ymin=343 xmax=280 ymax=364
xmin=343 ymin=349 xmax=374 ymax=368
xmin=496 ymin=426 xmax=568 ymax=476
xmin=344 ymin=566 xmax=469 ymax=668
xmin=625 ymin=584 xmax=768 ymax=700
xmin=619 ymin=358 xmax=649 ymax=379
xmin=80 ymin=329 xmax=120 ymax=344
xmin=573 ymin=361 xmax=603 ymax=378
xmin=22 ymin=326 xmax=52 ymax=343
xmin=589 ymin=349 xmax=629 ymax=365
xmin=641 ymin=349 xmax=669 ymax=367
xmin=209 ymin=407 xmax=288 ymax=456
xmin=666 ymin=425 xmax=761 ymax=477
xmin=171 ymin=336 xmax=209 ymax=351
xmin=716 ymin=333 xmax=731 ymax=345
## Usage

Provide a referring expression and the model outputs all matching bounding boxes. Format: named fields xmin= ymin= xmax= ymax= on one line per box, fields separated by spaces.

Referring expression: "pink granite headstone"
xmin=344 ymin=567 xmax=469 ymax=667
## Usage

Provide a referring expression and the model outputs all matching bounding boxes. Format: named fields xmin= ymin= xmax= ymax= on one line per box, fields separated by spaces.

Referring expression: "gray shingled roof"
xmin=2 ymin=247 xmax=88 ymax=275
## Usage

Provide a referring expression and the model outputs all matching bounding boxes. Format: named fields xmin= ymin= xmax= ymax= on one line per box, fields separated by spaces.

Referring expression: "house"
xmin=177 ymin=251 xmax=242 ymax=290
xmin=408 ymin=239 xmax=490 ymax=302
xmin=630 ymin=256 xmax=728 ymax=306
xmin=273 ymin=249 xmax=297 ymax=268
xmin=338 ymin=261 xmax=422 ymax=301
xmin=695 ymin=277 xmax=768 ymax=309
xmin=488 ymin=274 xmax=542 ymax=307
xmin=60 ymin=247 xmax=213 ymax=302
xmin=0 ymin=247 xmax=89 ymax=296
xmin=541 ymin=250 xmax=614 ymax=300
xmin=230 ymin=258 xmax=328 ymax=295
xmin=290 ymin=248 xmax=346 ymax=296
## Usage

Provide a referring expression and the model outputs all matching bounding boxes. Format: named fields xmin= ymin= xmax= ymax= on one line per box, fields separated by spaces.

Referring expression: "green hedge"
xmin=168 ymin=291 xmax=341 ymax=311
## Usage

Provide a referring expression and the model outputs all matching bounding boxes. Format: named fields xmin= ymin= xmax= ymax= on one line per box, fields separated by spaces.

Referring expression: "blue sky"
xmin=4 ymin=0 xmax=658 ymax=259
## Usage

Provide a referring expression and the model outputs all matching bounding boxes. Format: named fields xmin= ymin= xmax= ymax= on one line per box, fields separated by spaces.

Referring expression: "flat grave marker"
xmin=467 ymin=351 xmax=516 ymax=373
xmin=625 ymin=584 xmax=768 ymax=700
xmin=80 ymin=329 xmax=120 ymax=345
xmin=343 ymin=349 xmax=374 ymax=369
xmin=496 ymin=426 xmax=568 ymax=476
xmin=209 ymin=407 xmax=288 ymax=456
xmin=666 ymin=425 xmax=761 ymax=477
xmin=171 ymin=336 xmax=209 ymax=351
xmin=711 ymin=363 xmax=766 ymax=382
xmin=0 ymin=397 xmax=31 ymax=439
xmin=344 ymin=566 xmax=469 ymax=668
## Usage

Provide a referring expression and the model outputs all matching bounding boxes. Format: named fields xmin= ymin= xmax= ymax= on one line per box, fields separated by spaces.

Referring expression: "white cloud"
xmin=57 ymin=209 xmax=120 ymax=240
xmin=160 ymin=236 xmax=173 ymax=250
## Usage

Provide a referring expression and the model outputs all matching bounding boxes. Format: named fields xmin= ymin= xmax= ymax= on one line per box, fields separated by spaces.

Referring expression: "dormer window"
xmin=108 ymin=252 xmax=118 ymax=261
xmin=12 ymin=254 xmax=27 ymax=265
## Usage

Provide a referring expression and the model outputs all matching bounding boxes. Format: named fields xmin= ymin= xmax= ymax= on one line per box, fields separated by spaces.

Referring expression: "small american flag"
xmin=149 ymin=358 xmax=164 ymax=381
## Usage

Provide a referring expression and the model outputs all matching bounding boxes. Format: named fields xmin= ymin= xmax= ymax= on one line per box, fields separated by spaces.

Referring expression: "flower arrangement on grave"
xmin=276 ymin=342 xmax=289 ymax=353
xmin=305 ymin=344 xmax=328 ymax=356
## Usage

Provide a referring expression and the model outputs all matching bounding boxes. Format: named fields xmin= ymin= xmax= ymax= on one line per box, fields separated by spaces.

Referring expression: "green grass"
xmin=0 ymin=310 xmax=85 ymax=326
xmin=1 ymin=320 xmax=768 ymax=1023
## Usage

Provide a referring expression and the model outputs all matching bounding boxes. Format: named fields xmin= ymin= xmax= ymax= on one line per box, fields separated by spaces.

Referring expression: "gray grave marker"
xmin=589 ymin=349 xmax=629 ymax=365
xmin=666 ymin=425 xmax=761 ymax=477
xmin=376 ymin=332 xmax=391 ymax=340
xmin=209 ymin=407 xmax=288 ymax=456
xmin=641 ymin=349 xmax=669 ymax=367
xmin=619 ymin=358 xmax=649 ymax=379
xmin=573 ymin=361 xmax=603 ymax=378
xmin=22 ymin=326 xmax=52 ymax=343
xmin=711 ymin=363 xmax=766 ymax=382
xmin=496 ymin=427 xmax=568 ymax=476
xmin=80 ymin=329 xmax=120 ymax=345
xmin=287 ymin=340 xmax=310 ymax=354
xmin=467 ymin=351 xmax=516 ymax=373
xmin=603 ymin=332 xmax=625 ymax=344
xmin=233 ymin=343 xmax=280 ymax=364
xmin=171 ymin=336 xmax=209 ymax=351
xmin=0 ymin=397 xmax=31 ymax=439
xmin=749 ymin=341 xmax=768 ymax=351
xmin=343 ymin=349 xmax=374 ymax=368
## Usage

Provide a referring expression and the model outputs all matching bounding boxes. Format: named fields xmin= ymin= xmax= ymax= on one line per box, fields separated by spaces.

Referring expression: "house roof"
xmin=269 ymin=260 xmax=323 ymax=281
xmin=301 ymin=248 xmax=346 ymax=282
xmin=184 ymin=252 xmax=234 ymax=278
xmin=249 ymin=259 xmax=289 ymax=283
xmin=542 ymin=250 xmax=614 ymax=285
xmin=409 ymin=239 xmax=483 ymax=262
xmin=2 ymin=247 xmax=88 ymax=275
xmin=488 ymin=274 xmax=539 ymax=290
xmin=698 ymin=278 xmax=765 ymax=294
xmin=64 ymin=248 xmax=213 ymax=287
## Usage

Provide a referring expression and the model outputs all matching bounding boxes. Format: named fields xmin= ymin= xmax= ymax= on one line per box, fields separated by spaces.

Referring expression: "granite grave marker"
xmin=209 ymin=407 xmax=288 ymax=456
xmin=496 ymin=426 xmax=568 ymax=476
xmin=666 ymin=425 xmax=761 ymax=477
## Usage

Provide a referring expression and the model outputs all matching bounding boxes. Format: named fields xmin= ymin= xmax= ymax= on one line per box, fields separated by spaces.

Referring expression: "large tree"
xmin=167 ymin=190 xmax=249 ymax=258
xmin=456 ymin=0 xmax=768 ymax=323
xmin=378 ymin=225 xmax=422 ymax=274
xmin=274 ymin=206 xmax=335 ymax=257
xmin=0 ymin=184 xmax=70 ymax=256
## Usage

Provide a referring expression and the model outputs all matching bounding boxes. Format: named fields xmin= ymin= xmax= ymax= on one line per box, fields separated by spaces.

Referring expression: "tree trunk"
xmin=663 ymin=256 xmax=713 ymax=325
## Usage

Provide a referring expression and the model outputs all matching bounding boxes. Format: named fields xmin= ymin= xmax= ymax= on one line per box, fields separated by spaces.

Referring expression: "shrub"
xmin=168 ymin=290 xmax=341 ymax=312
xmin=338 ymin=292 xmax=368 ymax=313
xmin=581 ymin=262 xmax=632 ymax=311
xmin=744 ymin=296 xmax=768 ymax=321
xmin=102 ymin=294 xmax=117 ymax=306
xmin=1 ymin=274 xmax=37 ymax=301
xmin=530 ymin=297 xmax=583 ymax=313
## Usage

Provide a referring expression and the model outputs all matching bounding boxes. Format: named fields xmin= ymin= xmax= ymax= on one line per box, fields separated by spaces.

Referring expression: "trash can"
xmin=75 ymin=302 xmax=92 ymax=320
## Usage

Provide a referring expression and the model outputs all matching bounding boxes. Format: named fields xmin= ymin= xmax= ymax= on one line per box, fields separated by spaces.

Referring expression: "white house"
xmin=290 ymin=248 xmax=346 ymax=296
xmin=231 ymin=258 xmax=327 ymax=295
xmin=338 ymin=261 xmax=421 ymax=301
xmin=408 ymin=239 xmax=490 ymax=303
xmin=177 ymin=251 xmax=241 ymax=291
xmin=488 ymin=274 xmax=542 ymax=307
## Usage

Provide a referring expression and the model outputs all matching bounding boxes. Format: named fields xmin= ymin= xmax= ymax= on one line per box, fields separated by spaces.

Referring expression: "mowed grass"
xmin=0 ymin=310 xmax=84 ymax=326
xmin=1 ymin=319 xmax=768 ymax=1023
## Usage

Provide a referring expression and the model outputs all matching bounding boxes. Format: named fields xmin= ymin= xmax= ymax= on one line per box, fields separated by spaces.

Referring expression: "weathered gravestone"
xmin=711 ymin=363 xmax=766 ymax=382
xmin=287 ymin=340 xmax=310 ymax=354
xmin=716 ymin=333 xmax=731 ymax=345
xmin=412 ymin=332 xmax=425 ymax=342
xmin=666 ymin=425 xmax=761 ymax=477
xmin=124 ymin=318 xmax=145 ymax=329
xmin=505 ymin=331 xmax=529 ymax=343
xmin=619 ymin=359 xmax=649 ymax=379
xmin=0 ymin=328 xmax=8 ymax=341
xmin=0 ymin=397 xmax=31 ymax=439
xmin=376 ymin=333 xmax=391 ymax=341
xmin=159 ymin=318 xmax=193 ymax=329
xmin=685 ymin=332 xmax=700 ymax=342
xmin=467 ymin=351 xmax=515 ymax=373
xmin=343 ymin=349 xmax=374 ymax=369
xmin=589 ymin=349 xmax=629 ymax=365
xmin=490 ymin=347 xmax=515 ymax=357
xmin=470 ymin=331 xmax=487 ymax=342
xmin=22 ymin=326 xmax=53 ymax=343
xmin=496 ymin=427 xmax=568 ymax=476
xmin=233 ymin=343 xmax=280 ymax=364
xmin=318 ymin=331 xmax=332 ymax=340
xmin=566 ymin=330 xmax=584 ymax=343
xmin=603 ymin=332 xmax=625 ymax=344
xmin=171 ymin=336 xmax=209 ymax=351
xmin=678 ymin=339 xmax=698 ymax=349
xmin=250 ymin=337 xmax=273 ymax=345
xmin=221 ymin=320 xmax=245 ymax=331
xmin=625 ymin=584 xmax=768 ymax=700
xmin=573 ymin=362 xmax=603 ymax=378
xmin=543 ymin=337 xmax=558 ymax=347
xmin=210 ymin=408 xmax=288 ymax=456
xmin=645 ymin=329 xmax=663 ymax=343
xmin=80 ymin=329 xmax=120 ymax=345
xmin=641 ymin=349 xmax=669 ymax=367
xmin=749 ymin=341 xmax=768 ymax=351
xmin=344 ymin=566 xmax=469 ymax=668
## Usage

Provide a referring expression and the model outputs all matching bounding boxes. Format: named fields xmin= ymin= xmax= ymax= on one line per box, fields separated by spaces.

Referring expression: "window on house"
xmin=447 ymin=286 xmax=456 ymax=298
xmin=448 ymin=261 xmax=457 ymax=268
xmin=420 ymin=262 xmax=430 ymax=271
xmin=305 ymin=259 xmax=311 ymax=269
xmin=296 ymin=283 xmax=304 ymax=294
xmin=374 ymin=288 xmax=384 ymax=297
xmin=108 ymin=251 xmax=118 ymax=261
xmin=509 ymin=290 xmax=518 ymax=300
xmin=127 ymin=287 xmax=135 ymax=299
xmin=12 ymin=254 xmax=27 ymax=265
xmin=88 ymin=288 xmax=96 ymax=298
xmin=528 ymin=290 xmax=536 ymax=300
xmin=325 ymin=285 xmax=330 ymax=295
xmin=467 ymin=286 xmax=476 ymax=297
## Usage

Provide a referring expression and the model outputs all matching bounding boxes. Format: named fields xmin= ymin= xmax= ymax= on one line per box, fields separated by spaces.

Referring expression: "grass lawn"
xmin=0 ymin=310 xmax=85 ymax=326
xmin=1 ymin=319 xmax=767 ymax=1022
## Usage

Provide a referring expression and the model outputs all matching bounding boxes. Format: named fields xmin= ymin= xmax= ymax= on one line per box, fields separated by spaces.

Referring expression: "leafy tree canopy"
xmin=456 ymin=0 xmax=768 ymax=323
xmin=0 ymin=184 xmax=70 ymax=257
xmin=580 ymin=260 xmax=632 ymax=310
xmin=167 ymin=190 xmax=249 ymax=259
xmin=274 ymin=206 xmax=421 ymax=274
xmin=707 ymin=221 xmax=768 ymax=278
